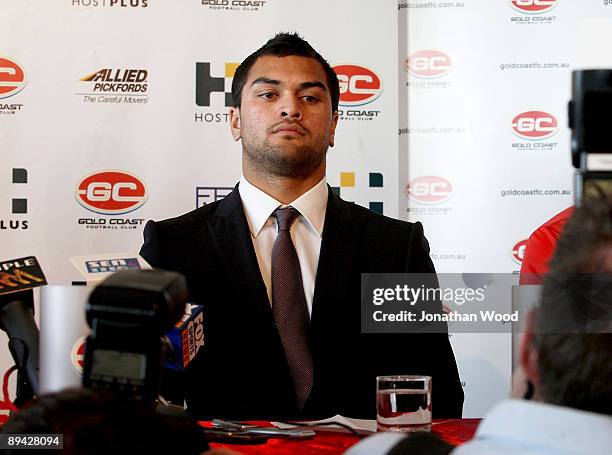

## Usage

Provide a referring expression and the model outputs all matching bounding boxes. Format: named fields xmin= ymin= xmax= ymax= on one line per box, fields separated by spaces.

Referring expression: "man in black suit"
xmin=140 ymin=32 xmax=463 ymax=420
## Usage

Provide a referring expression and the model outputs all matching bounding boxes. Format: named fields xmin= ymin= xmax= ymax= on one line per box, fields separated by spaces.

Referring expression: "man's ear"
xmin=229 ymin=107 xmax=241 ymax=141
xmin=520 ymin=310 xmax=540 ymax=392
xmin=329 ymin=111 xmax=339 ymax=147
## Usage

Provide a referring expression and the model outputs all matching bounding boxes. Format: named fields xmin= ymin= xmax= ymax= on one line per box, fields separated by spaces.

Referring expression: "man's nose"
xmin=279 ymin=96 xmax=302 ymax=119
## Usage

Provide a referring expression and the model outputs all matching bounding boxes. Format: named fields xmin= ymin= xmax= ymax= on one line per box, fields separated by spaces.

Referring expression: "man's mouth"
xmin=271 ymin=123 xmax=306 ymax=136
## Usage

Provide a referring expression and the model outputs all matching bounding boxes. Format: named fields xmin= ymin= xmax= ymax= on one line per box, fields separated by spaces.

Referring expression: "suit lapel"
xmin=206 ymin=185 xmax=271 ymax=316
xmin=311 ymin=189 xmax=364 ymax=324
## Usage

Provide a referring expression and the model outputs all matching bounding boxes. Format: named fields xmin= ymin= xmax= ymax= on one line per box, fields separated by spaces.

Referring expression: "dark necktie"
xmin=271 ymin=206 xmax=313 ymax=410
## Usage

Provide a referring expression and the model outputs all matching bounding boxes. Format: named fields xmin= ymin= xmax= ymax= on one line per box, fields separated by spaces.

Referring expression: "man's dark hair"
xmin=231 ymin=32 xmax=340 ymax=113
xmin=535 ymin=195 xmax=612 ymax=415
xmin=0 ymin=388 xmax=208 ymax=455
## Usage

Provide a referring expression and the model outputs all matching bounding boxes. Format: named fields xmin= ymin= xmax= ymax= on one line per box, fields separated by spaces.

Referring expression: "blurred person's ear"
xmin=520 ymin=310 xmax=540 ymax=398
xmin=510 ymin=364 xmax=529 ymax=399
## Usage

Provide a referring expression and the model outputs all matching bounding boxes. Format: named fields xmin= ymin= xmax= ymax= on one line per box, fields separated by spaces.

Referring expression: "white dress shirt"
xmin=238 ymin=176 xmax=328 ymax=317
xmin=346 ymin=399 xmax=612 ymax=455
xmin=453 ymin=399 xmax=612 ymax=455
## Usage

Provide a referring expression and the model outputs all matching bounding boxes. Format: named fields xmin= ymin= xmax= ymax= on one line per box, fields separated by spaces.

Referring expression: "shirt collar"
xmin=238 ymin=176 xmax=328 ymax=238
xmin=474 ymin=399 xmax=612 ymax=453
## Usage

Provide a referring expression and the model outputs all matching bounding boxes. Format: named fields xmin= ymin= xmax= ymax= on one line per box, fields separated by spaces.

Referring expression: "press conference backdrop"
xmin=1 ymin=0 xmax=609 ymax=418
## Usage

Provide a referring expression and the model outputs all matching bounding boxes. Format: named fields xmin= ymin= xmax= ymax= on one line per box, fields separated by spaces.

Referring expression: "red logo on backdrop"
xmin=71 ymin=337 xmax=86 ymax=375
xmin=406 ymin=176 xmax=453 ymax=204
xmin=76 ymin=170 xmax=148 ymax=215
xmin=512 ymin=239 xmax=528 ymax=264
xmin=406 ymin=50 xmax=453 ymax=79
xmin=333 ymin=64 xmax=383 ymax=106
xmin=0 ymin=57 xmax=27 ymax=99
xmin=512 ymin=111 xmax=558 ymax=140
xmin=509 ymin=0 xmax=558 ymax=14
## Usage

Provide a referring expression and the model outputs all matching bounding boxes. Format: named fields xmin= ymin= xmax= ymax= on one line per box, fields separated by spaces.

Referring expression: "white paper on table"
xmin=273 ymin=414 xmax=377 ymax=434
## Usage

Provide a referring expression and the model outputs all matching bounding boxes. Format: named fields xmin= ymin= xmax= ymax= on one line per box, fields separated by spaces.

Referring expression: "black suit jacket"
xmin=140 ymin=186 xmax=464 ymax=420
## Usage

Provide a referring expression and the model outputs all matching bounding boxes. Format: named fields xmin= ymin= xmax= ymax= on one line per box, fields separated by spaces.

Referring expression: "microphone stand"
xmin=0 ymin=291 xmax=39 ymax=407
xmin=7 ymin=338 xmax=35 ymax=406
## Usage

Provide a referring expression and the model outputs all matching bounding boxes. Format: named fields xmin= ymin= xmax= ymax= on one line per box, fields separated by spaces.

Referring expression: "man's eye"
xmin=302 ymin=96 xmax=318 ymax=103
xmin=260 ymin=92 xmax=276 ymax=100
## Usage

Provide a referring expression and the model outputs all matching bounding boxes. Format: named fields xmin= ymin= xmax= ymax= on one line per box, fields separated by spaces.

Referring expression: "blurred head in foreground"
xmin=522 ymin=194 xmax=612 ymax=415
xmin=0 ymin=388 xmax=210 ymax=455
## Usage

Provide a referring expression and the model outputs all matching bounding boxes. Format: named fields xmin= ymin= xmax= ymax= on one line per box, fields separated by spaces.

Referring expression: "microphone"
xmin=0 ymin=256 xmax=48 ymax=401
xmin=164 ymin=303 xmax=204 ymax=371
xmin=0 ymin=256 xmax=47 ymax=295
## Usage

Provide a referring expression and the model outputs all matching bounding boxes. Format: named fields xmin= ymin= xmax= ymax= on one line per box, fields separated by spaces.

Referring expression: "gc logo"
xmin=406 ymin=176 xmax=453 ymax=205
xmin=512 ymin=111 xmax=558 ymax=140
xmin=334 ymin=64 xmax=383 ymax=106
xmin=75 ymin=170 xmax=148 ymax=215
xmin=406 ymin=50 xmax=453 ymax=79
xmin=510 ymin=0 xmax=558 ymax=14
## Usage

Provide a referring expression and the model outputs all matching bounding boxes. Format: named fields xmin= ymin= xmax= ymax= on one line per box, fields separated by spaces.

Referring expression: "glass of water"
xmin=376 ymin=375 xmax=432 ymax=432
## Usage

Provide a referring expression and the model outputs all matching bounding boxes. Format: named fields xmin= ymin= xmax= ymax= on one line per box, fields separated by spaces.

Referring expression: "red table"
xmin=206 ymin=419 xmax=481 ymax=454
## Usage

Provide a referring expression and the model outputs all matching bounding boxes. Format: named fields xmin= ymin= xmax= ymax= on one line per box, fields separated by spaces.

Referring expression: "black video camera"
xmin=569 ymin=70 xmax=612 ymax=204
xmin=82 ymin=269 xmax=188 ymax=404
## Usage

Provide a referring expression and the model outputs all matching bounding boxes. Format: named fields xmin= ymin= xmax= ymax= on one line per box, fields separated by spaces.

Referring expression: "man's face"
xmin=230 ymin=55 xmax=339 ymax=179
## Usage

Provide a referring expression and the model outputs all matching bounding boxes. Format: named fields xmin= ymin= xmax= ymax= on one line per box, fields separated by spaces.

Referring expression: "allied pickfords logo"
xmin=405 ymin=176 xmax=453 ymax=216
xmin=195 ymin=62 xmax=238 ymax=124
xmin=406 ymin=50 xmax=453 ymax=89
xmin=511 ymin=110 xmax=559 ymax=151
xmin=509 ymin=0 xmax=558 ymax=24
xmin=0 ymin=57 xmax=26 ymax=115
xmin=85 ymin=258 xmax=141 ymax=273
xmin=200 ymin=0 xmax=266 ymax=11
xmin=72 ymin=0 xmax=148 ymax=8
xmin=75 ymin=170 xmax=147 ymax=230
xmin=333 ymin=64 xmax=382 ymax=121
xmin=78 ymin=68 xmax=149 ymax=104
xmin=512 ymin=239 xmax=528 ymax=264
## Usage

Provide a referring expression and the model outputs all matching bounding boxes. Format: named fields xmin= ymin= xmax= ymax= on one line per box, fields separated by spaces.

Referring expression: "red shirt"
xmin=519 ymin=206 xmax=574 ymax=284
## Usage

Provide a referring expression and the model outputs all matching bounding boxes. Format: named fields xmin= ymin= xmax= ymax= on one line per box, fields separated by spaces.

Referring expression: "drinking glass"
xmin=376 ymin=375 xmax=432 ymax=432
